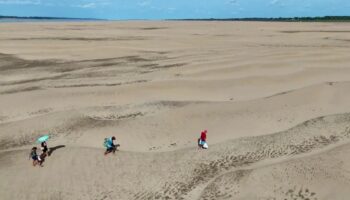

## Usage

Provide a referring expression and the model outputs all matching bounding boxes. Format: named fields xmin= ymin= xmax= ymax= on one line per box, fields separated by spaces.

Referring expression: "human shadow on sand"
xmin=48 ymin=145 xmax=66 ymax=156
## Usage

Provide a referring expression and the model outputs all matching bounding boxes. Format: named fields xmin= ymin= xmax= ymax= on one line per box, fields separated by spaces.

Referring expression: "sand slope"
xmin=1 ymin=113 xmax=350 ymax=200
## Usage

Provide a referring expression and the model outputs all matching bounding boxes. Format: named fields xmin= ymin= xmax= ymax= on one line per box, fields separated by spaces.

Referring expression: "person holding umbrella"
xmin=37 ymin=134 xmax=49 ymax=159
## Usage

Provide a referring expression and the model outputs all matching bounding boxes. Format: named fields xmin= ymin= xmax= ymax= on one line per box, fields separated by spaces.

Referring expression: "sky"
xmin=0 ymin=0 xmax=349 ymax=20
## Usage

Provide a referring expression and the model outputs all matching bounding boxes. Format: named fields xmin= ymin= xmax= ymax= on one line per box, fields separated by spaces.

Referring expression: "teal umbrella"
xmin=37 ymin=135 xmax=49 ymax=143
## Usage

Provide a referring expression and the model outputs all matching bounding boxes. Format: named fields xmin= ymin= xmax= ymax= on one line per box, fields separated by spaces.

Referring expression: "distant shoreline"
xmin=0 ymin=15 xmax=103 ymax=23
xmin=175 ymin=16 xmax=350 ymax=22
xmin=0 ymin=15 xmax=101 ymax=20
xmin=1 ymin=15 xmax=350 ymax=22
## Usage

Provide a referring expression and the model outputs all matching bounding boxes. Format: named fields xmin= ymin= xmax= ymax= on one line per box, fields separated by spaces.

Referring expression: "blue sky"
xmin=0 ymin=0 xmax=349 ymax=19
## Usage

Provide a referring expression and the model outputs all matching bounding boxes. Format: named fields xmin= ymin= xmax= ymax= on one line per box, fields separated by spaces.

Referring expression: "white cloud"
xmin=0 ymin=0 xmax=111 ymax=8
xmin=270 ymin=0 xmax=286 ymax=7
xmin=0 ymin=0 xmax=41 ymax=5
xmin=138 ymin=0 xmax=151 ymax=7
xmin=72 ymin=0 xmax=111 ymax=9
xmin=270 ymin=0 xmax=279 ymax=5
xmin=227 ymin=0 xmax=239 ymax=5
xmin=166 ymin=7 xmax=176 ymax=13
xmin=77 ymin=2 xmax=96 ymax=8
xmin=270 ymin=0 xmax=286 ymax=6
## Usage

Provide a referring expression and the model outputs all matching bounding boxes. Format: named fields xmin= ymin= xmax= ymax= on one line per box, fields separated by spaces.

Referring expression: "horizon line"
xmin=1 ymin=15 xmax=350 ymax=21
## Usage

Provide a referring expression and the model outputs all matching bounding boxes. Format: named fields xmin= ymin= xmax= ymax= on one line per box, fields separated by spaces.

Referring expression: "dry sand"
xmin=1 ymin=21 xmax=350 ymax=200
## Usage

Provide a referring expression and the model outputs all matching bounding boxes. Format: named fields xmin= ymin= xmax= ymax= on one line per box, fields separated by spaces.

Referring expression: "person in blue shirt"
xmin=29 ymin=147 xmax=43 ymax=167
xmin=104 ymin=136 xmax=120 ymax=155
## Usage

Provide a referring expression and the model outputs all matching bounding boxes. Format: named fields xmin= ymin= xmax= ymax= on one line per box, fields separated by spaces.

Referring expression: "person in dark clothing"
xmin=29 ymin=147 xmax=42 ymax=167
xmin=41 ymin=141 xmax=49 ymax=156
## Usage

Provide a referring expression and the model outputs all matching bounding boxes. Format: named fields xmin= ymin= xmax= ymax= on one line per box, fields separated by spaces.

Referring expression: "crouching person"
xmin=104 ymin=136 xmax=120 ymax=155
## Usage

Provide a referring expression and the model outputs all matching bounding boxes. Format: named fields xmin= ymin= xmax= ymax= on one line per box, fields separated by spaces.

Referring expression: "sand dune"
xmin=1 ymin=113 xmax=350 ymax=200
xmin=1 ymin=21 xmax=350 ymax=199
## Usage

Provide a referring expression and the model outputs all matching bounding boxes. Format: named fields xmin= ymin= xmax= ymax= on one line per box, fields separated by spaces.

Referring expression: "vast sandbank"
xmin=1 ymin=21 xmax=350 ymax=200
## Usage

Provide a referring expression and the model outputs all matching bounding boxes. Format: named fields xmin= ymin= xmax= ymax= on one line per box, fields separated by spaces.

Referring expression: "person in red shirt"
xmin=198 ymin=130 xmax=207 ymax=149
xmin=201 ymin=130 xmax=207 ymax=142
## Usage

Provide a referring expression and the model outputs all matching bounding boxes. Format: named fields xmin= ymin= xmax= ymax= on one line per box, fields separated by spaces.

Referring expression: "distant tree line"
xmin=0 ymin=15 xmax=99 ymax=20
xmin=1 ymin=15 xmax=350 ymax=22
xmin=177 ymin=16 xmax=350 ymax=22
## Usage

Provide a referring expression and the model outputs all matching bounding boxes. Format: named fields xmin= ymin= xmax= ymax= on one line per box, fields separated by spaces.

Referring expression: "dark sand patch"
xmin=51 ymin=80 xmax=148 ymax=88
xmin=0 ymin=53 xmax=59 ymax=72
xmin=281 ymin=30 xmax=350 ymax=34
xmin=147 ymin=63 xmax=187 ymax=70
xmin=138 ymin=50 xmax=169 ymax=55
xmin=29 ymin=108 xmax=53 ymax=115
xmin=0 ymin=75 xmax=68 ymax=86
xmin=74 ymin=55 xmax=153 ymax=64
xmin=323 ymin=37 xmax=350 ymax=43
xmin=139 ymin=27 xmax=168 ymax=30
xmin=265 ymin=89 xmax=295 ymax=99
xmin=334 ymin=38 xmax=350 ymax=42
xmin=0 ymin=86 xmax=42 ymax=95
xmin=0 ymin=115 xmax=8 ymax=122
xmin=90 ymin=112 xmax=144 ymax=121
xmin=138 ymin=63 xmax=187 ymax=74
xmin=259 ymin=44 xmax=350 ymax=48
xmin=4 ymin=36 xmax=147 ymax=41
